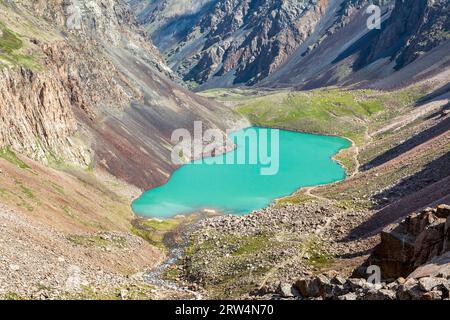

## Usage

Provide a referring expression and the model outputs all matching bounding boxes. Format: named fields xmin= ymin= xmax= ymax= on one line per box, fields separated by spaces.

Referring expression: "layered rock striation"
xmin=0 ymin=0 xmax=243 ymax=189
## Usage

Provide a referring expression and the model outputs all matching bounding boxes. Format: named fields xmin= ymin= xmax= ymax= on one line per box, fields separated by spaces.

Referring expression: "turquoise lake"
xmin=132 ymin=127 xmax=351 ymax=218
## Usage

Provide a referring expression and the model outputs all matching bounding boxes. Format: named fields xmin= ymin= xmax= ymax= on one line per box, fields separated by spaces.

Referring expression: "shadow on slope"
xmin=347 ymin=152 xmax=450 ymax=239
xmin=416 ymin=83 xmax=450 ymax=105
xmin=363 ymin=116 xmax=450 ymax=170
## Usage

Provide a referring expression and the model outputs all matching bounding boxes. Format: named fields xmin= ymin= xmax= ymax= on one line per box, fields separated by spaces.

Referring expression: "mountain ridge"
xmin=132 ymin=0 xmax=449 ymax=90
xmin=132 ymin=0 xmax=329 ymax=88
xmin=0 ymin=0 xmax=245 ymax=190
xmin=0 ymin=0 xmax=449 ymax=300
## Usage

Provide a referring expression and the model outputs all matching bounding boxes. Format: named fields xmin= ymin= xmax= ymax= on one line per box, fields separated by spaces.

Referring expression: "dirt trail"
xmin=352 ymin=145 xmax=361 ymax=176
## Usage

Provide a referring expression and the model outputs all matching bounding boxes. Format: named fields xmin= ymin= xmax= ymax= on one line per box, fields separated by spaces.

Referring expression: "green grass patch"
xmin=235 ymin=88 xmax=383 ymax=141
xmin=0 ymin=187 xmax=11 ymax=198
xmin=61 ymin=205 xmax=73 ymax=217
xmin=14 ymin=180 xmax=35 ymax=199
xmin=277 ymin=190 xmax=316 ymax=206
xmin=334 ymin=146 xmax=358 ymax=175
xmin=142 ymin=219 xmax=179 ymax=231
xmin=10 ymin=180 xmax=39 ymax=211
xmin=0 ymin=22 xmax=23 ymax=53
xmin=131 ymin=217 xmax=183 ymax=250
xmin=131 ymin=226 xmax=163 ymax=249
xmin=226 ymin=86 xmax=427 ymax=145
xmin=231 ymin=234 xmax=270 ymax=256
xmin=1 ymin=292 xmax=24 ymax=300
xmin=0 ymin=147 xmax=30 ymax=169
xmin=186 ymin=233 xmax=270 ymax=258
xmin=302 ymin=236 xmax=334 ymax=271
xmin=18 ymin=202 xmax=34 ymax=212
xmin=163 ymin=265 xmax=181 ymax=281
xmin=0 ymin=21 xmax=40 ymax=69
xmin=47 ymin=180 xmax=65 ymax=195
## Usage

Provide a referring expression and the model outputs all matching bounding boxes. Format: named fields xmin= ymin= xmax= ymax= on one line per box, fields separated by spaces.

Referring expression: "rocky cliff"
xmin=132 ymin=0 xmax=329 ymax=88
xmin=132 ymin=0 xmax=449 ymax=89
xmin=0 ymin=0 xmax=243 ymax=189
xmin=358 ymin=0 xmax=450 ymax=71
xmin=261 ymin=0 xmax=450 ymax=89
xmin=370 ymin=204 xmax=450 ymax=280
xmin=0 ymin=67 xmax=91 ymax=166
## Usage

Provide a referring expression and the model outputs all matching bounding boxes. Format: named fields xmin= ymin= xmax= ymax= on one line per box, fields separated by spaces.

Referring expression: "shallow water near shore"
xmin=132 ymin=127 xmax=351 ymax=218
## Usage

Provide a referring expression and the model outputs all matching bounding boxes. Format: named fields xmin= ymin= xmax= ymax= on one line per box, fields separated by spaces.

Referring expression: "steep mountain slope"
xmin=0 ymin=0 xmax=243 ymax=190
xmin=262 ymin=0 xmax=450 ymax=89
xmin=0 ymin=0 xmax=243 ymax=299
xmin=132 ymin=0 xmax=449 ymax=90
xmin=358 ymin=0 xmax=450 ymax=70
xmin=131 ymin=0 xmax=329 ymax=88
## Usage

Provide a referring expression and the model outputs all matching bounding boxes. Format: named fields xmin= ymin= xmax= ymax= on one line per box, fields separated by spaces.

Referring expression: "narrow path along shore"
xmin=351 ymin=145 xmax=361 ymax=176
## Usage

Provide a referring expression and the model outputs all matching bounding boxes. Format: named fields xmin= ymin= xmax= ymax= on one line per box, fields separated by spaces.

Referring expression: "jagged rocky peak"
xmin=18 ymin=0 xmax=174 ymax=76
xmin=358 ymin=0 xmax=450 ymax=70
xmin=132 ymin=0 xmax=329 ymax=88
xmin=370 ymin=204 xmax=450 ymax=280
xmin=130 ymin=0 xmax=448 ymax=90
xmin=258 ymin=0 xmax=449 ymax=89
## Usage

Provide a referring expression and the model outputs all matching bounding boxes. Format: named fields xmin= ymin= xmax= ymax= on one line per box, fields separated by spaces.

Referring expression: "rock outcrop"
xmin=370 ymin=204 xmax=450 ymax=279
xmin=274 ymin=273 xmax=450 ymax=300
xmin=0 ymin=0 xmax=244 ymax=189
xmin=132 ymin=0 xmax=449 ymax=88
xmin=271 ymin=204 xmax=450 ymax=301
xmin=0 ymin=67 xmax=91 ymax=166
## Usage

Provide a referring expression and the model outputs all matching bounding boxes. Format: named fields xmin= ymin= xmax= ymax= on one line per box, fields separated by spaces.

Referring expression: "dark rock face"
xmin=131 ymin=0 xmax=449 ymax=89
xmin=260 ymin=0 xmax=449 ymax=89
xmin=132 ymin=0 xmax=328 ymax=87
xmin=357 ymin=0 xmax=450 ymax=70
xmin=283 ymin=274 xmax=449 ymax=300
xmin=370 ymin=205 xmax=450 ymax=279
